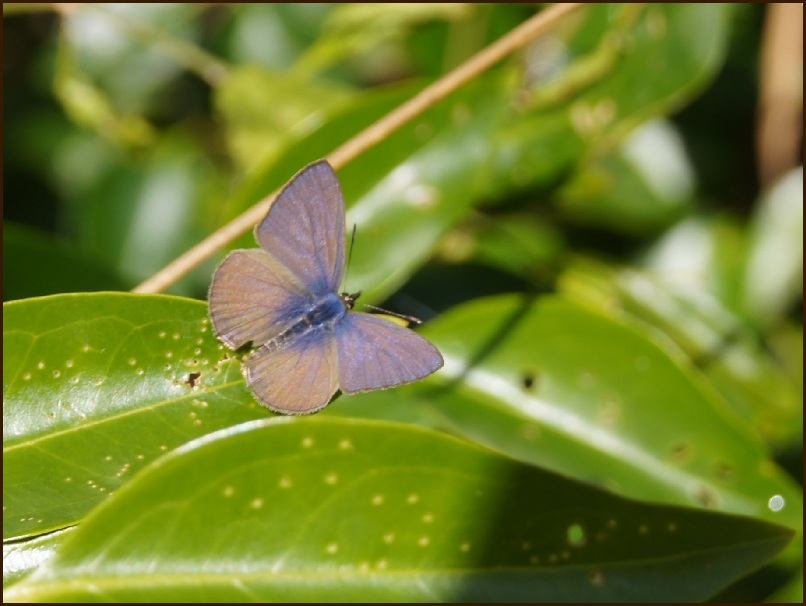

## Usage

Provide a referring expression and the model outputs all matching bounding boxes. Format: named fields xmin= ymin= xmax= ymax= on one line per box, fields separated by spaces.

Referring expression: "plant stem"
xmin=132 ymin=3 xmax=581 ymax=294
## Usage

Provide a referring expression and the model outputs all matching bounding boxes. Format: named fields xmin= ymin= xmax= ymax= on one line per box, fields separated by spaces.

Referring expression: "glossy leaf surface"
xmin=5 ymin=418 xmax=793 ymax=602
xmin=3 ymin=293 xmax=264 ymax=540
xmin=420 ymin=294 xmax=802 ymax=532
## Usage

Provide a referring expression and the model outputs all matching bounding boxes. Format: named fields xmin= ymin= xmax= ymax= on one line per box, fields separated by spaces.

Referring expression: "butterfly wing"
xmin=245 ymin=328 xmax=340 ymax=414
xmin=256 ymin=160 xmax=346 ymax=297
xmin=208 ymin=249 xmax=314 ymax=349
xmin=335 ymin=313 xmax=444 ymax=393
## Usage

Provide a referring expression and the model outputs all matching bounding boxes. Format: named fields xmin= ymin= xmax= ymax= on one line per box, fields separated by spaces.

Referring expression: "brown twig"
xmin=133 ymin=3 xmax=581 ymax=294
xmin=757 ymin=3 xmax=803 ymax=188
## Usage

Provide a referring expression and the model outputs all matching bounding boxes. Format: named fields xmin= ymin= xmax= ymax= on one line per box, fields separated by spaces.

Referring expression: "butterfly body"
xmin=267 ymin=291 xmax=347 ymax=348
xmin=208 ymin=160 xmax=443 ymax=414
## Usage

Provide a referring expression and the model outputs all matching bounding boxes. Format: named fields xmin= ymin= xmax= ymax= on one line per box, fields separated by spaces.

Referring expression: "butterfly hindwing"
xmin=245 ymin=328 xmax=340 ymax=414
xmin=334 ymin=312 xmax=444 ymax=394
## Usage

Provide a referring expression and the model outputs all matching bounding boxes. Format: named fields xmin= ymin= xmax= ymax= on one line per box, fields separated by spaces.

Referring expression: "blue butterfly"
xmin=208 ymin=160 xmax=444 ymax=414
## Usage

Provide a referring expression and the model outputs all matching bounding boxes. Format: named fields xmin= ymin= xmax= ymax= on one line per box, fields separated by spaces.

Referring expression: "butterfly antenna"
xmin=344 ymin=223 xmax=358 ymax=290
xmin=342 ymin=223 xmax=421 ymax=326
xmin=361 ymin=303 xmax=423 ymax=326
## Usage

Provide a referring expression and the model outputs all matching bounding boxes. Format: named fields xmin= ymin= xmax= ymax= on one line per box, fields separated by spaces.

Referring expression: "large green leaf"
xmin=419 ymin=294 xmax=802 ymax=533
xmin=4 ymin=418 xmax=793 ymax=602
xmin=560 ymin=258 xmax=803 ymax=448
xmin=2 ymin=293 xmax=266 ymax=540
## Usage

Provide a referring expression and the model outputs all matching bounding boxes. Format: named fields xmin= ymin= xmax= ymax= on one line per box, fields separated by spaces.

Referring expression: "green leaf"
xmin=739 ymin=168 xmax=803 ymax=328
xmin=69 ymin=134 xmax=228 ymax=295
xmin=3 ymin=529 xmax=76 ymax=588
xmin=488 ymin=4 xmax=732 ymax=194
xmin=294 ymin=3 xmax=472 ymax=75
xmin=528 ymin=4 xmax=731 ymax=139
xmin=554 ymin=119 xmax=695 ymax=235
xmin=559 ymin=258 xmax=803 ymax=448
xmin=766 ymin=568 xmax=804 ymax=603
xmin=420 ymin=294 xmax=802 ymax=532
xmin=3 ymin=293 xmax=267 ymax=540
xmin=640 ymin=215 xmax=752 ymax=324
xmin=438 ymin=212 xmax=565 ymax=286
xmin=4 ymin=418 xmax=793 ymax=602
xmin=214 ymin=64 xmax=354 ymax=174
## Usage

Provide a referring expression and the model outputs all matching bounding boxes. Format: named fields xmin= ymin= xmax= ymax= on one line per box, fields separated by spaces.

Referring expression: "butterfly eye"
xmin=339 ymin=291 xmax=362 ymax=310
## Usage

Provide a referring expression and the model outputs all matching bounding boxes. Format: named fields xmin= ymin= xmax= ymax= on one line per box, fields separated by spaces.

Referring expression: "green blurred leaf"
xmin=767 ymin=321 xmax=803 ymax=397
xmin=2 ymin=293 xmax=267 ymax=540
xmin=60 ymin=4 xmax=206 ymax=116
xmin=295 ymin=3 xmax=472 ymax=76
xmin=641 ymin=215 xmax=751 ymax=318
xmin=68 ymin=134 xmax=228 ymax=294
xmin=225 ymin=4 xmax=333 ymax=69
xmin=214 ymin=64 xmax=354 ymax=174
xmin=486 ymin=4 xmax=732 ymax=195
xmin=54 ymin=19 xmax=157 ymax=150
xmin=639 ymin=169 xmax=804 ymax=332
xmin=555 ymin=119 xmax=696 ymax=234
xmin=526 ymin=4 xmax=731 ymax=139
xmin=560 ymin=258 xmax=803 ymax=448
xmin=767 ymin=568 xmax=804 ymax=603
xmin=2 ymin=223 xmax=127 ymax=301
xmin=436 ymin=212 xmax=565 ymax=286
xmin=739 ymin=168 xmax=803 ymax=328
xmin=220 ymin=4 xmax=731 ymax=304
xmin=4 ymin=418 xmax=794 ymax=602
xmin=421 ymin=294 xmax=802 ymax=532
xmin=3 ymin=4 xmax=54 ymax=15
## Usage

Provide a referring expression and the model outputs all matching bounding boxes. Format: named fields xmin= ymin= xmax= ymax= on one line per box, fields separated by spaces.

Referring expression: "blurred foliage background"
xmin=4 ymin=4 xmax=802 ymax=307
xmin=3 ymin=3 xmax=802 ymax=601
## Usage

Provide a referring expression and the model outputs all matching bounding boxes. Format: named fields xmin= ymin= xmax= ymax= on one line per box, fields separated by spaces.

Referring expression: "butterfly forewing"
xmin=335 ymin=313 xmax=444 ymax=393
xmin=246 ymin=329 xmax=340 ymax=414
xmin=208 ymin=249 xmax=314 ymax=349
xmin=256 ymin=160 xmax=346 ymax=297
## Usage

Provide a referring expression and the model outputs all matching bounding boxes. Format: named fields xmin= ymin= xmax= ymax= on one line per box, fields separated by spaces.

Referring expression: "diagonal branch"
xmin=132 ymin=3 xmax=581 ymax=294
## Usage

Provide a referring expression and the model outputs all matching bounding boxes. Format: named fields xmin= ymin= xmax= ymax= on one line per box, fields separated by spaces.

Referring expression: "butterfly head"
xmin=339 ymin=291 xmax=362 ymax=311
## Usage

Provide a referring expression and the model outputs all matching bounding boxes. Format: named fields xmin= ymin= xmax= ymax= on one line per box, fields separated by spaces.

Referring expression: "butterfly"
xmin=208 ymin=160 xmax=444 ymax=414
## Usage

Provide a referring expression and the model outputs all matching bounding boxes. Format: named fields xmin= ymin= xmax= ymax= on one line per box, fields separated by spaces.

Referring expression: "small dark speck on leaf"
xmin=186 ymin=372 xmax=201 ymax=388
xmin=522 ymin=372 xmax=539 ymax=390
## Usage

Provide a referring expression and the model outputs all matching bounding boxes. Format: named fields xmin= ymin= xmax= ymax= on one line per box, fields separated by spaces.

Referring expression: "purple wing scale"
xmin=245 ymin=329 xmax=340 ymax=414
xmin=335 ymin=313 xmax=444 ymax=393
xmin=256 ymin=160 xmax=346 ymax=296
xmin=208 ymin=249 xmax=313 ymax=349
